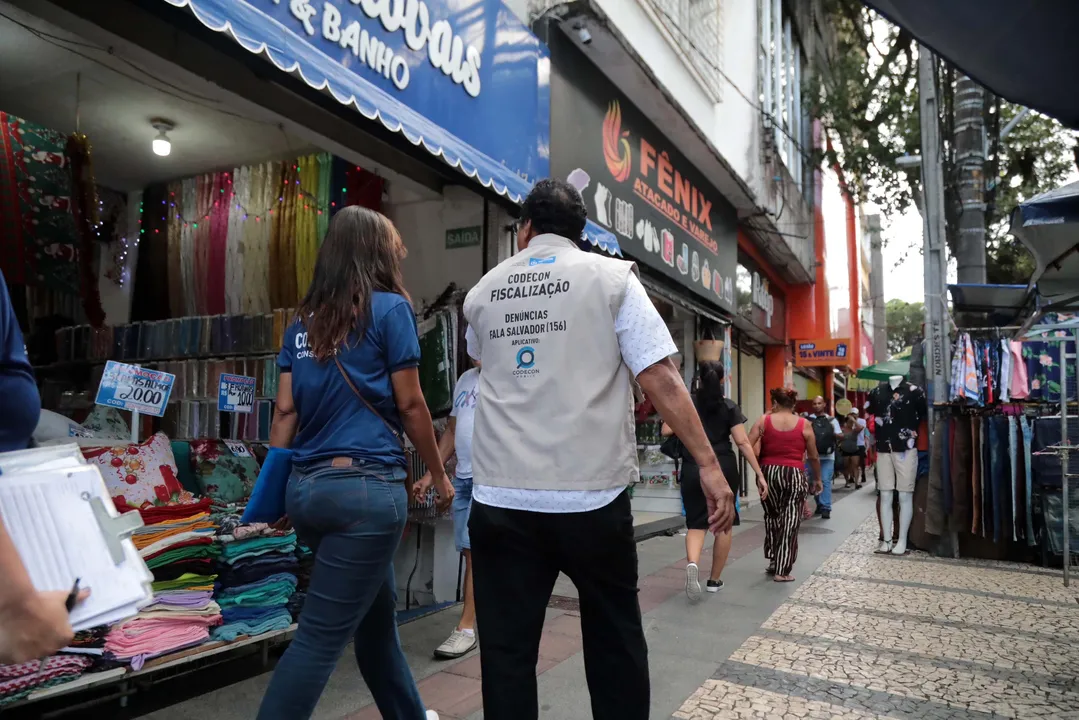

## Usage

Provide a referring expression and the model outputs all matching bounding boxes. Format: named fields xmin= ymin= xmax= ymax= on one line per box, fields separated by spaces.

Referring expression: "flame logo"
xmin=603 ymin=101 xmax=632 ymax=183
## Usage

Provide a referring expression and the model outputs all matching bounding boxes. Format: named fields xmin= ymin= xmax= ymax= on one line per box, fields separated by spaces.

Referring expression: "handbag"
xmin=334 ymin=357 xmax=415 ymax=490
xmin=659 ymin=434 xmax=685 ymax=461
xmin=241 ymin=447 xmax=294 ymax=523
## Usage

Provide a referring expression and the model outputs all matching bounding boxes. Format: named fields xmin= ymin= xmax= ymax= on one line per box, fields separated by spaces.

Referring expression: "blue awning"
xmin=582 ymin=220 xmax=622 ymax=257
xmin=162 ymin=0 xmax=549 ymax=204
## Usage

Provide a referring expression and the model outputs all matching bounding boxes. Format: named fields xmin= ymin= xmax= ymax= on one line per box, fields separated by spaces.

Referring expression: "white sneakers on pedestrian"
xmin=434 ymin=628 xmax=477 ymax=659
xmin=426 ymin=711 xmax=440 ymax=720
xmin=685 ymin=562 xmax=702 ymax=602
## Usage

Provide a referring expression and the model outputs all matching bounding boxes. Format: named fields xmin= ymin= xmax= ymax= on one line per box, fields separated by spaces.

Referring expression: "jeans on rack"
xmin=257 ymin=461 xmax=424 ymax=720
xmin=988 ymin=416 xmax=1010 ymax=544
xmin=1021 ymin=416 xmax=1035 ymax=546
xmin=971 ymin=417 xmax=982 ymax=535
xmin=1009 ymin=416 xmax=1019 ymax=541
xmin=951 ymin=416 xmax=972 ymax=531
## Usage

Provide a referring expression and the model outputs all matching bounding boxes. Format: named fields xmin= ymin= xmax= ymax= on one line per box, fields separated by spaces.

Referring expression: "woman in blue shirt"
xmin=258 ymin=207 xmax=451 ymax=720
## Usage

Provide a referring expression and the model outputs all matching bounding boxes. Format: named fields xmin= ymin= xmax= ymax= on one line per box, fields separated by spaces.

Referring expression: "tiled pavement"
xmin=674 ymin=518 xmax=1079 ymax=720
xmin=131 ymin=482 xmax=1079 ymax=719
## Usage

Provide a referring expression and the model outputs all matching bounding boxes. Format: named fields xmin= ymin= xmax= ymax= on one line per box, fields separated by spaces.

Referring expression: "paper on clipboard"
xmin=0 ymin=458 xmax=152 ymax=631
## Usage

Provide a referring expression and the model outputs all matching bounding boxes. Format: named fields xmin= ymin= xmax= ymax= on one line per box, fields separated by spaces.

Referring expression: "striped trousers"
xmin=761 ymin=465 xmax=809 ymax=577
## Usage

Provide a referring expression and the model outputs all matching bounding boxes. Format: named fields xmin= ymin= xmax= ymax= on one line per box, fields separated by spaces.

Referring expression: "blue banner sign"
xmin=165 ymin=0 xmax=550 ymax=200
xmin=95 ymin=361 xmax=175 ymax=417
xmin=219 ymin=373 xmax=257 ymax=414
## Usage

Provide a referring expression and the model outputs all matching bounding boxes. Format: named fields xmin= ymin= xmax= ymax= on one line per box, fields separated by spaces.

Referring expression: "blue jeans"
xmin=816 ymin=457 xmax=834 ymax=512
xmin=453 ymin=476 xmax=473 ymax=552
xmin=1021 ymin=416 xmax=1035 ymax=546
xmin=257 ymin=462 xmax=425 ymax=720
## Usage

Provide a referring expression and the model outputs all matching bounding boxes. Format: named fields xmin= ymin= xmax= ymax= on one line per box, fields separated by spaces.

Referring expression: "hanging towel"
xmin=1008 ymin=340 xmax=1029 ymax=399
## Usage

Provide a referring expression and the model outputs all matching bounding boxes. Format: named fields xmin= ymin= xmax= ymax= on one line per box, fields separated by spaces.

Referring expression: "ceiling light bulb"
xmin=152 ymin=131 xmax=171 ymax=157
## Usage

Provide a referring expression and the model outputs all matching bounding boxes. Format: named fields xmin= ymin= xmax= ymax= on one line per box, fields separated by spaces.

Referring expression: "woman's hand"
xmin=755 ymin=473 xmax=769 ymax=502
xmin=412 ymin=471 xmax=434 ymax=503
xmin=813 ymin=477 xmax=824 ymax=495
xmin=432 ymin=472 xmax=455 ymax=513
xmin=0 ymin=588 xmax=89 ymax=665
xmin=271 ymin=515 xmax=292 ymax=532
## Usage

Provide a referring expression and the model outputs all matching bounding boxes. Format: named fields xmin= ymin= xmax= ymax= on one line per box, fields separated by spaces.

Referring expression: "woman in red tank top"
xmin=747 ymin=388 xmax=822 ymax=582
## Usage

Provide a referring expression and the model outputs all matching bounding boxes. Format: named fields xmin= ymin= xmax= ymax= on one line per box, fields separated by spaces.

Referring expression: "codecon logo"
xmin=513 ymin=346 xmax=539 ymax=377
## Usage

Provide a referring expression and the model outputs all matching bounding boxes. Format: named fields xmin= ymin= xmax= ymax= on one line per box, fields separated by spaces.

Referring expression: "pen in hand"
xmin=34 ymin=579 xmax=82 ymax=680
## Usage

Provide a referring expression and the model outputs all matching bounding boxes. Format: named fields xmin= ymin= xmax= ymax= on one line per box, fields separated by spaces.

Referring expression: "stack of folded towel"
xmin=212 ymin=525 xmax=299 ymax=641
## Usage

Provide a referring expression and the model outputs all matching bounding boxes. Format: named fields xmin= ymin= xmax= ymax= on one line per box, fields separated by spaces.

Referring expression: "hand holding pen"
xmin=0 ymin=578 xmax=90 ymax=666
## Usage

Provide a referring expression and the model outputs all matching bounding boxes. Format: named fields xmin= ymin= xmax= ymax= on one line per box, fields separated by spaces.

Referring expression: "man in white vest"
xmin=463 ymin=179 xmax=735 ymax=720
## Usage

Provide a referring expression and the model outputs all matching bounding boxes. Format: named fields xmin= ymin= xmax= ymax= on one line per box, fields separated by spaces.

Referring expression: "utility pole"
xmin=954 ymin=74 xmax=987 ymax=284
xmin=866 ymin=214 xmax=887 ymax=363
xmin=918 ymin=45 xmax=950 ymax=407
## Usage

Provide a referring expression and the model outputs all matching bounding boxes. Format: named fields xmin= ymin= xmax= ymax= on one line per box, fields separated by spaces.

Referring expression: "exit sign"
xmin=446 ymin=226 xmax=482 ymax=249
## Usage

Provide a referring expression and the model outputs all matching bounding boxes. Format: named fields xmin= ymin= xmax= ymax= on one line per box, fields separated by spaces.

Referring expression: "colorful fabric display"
xmin=218 ymin=533 xmax=297 ymax=564
xmin=0 ymin=655 xmax=93 ymax=705
xmin=215 ymin=573 xmax=297 ymax=609
xmin=145 ymin=540 xmax=221 ymax=570
xmin=146 ymin=590 xmax=214 ymax=609
xmin=216 ymin=555 xmax=300 ymax=589
xmin=105 ymin=615 xmax=220 ymax=671
xmin=211 ymin=607 xmax=292 ymax=642
xmin=152 ymin=573 xmax=217 ymax=593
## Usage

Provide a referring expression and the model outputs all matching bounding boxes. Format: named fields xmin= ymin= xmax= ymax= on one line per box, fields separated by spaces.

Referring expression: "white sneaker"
xmin=433 ymin=628 xmax=477 ymax=659
xmin=891 ymin=540 xmax=907 ymax=555
xmin=685 ymin=562 xmax=702 ymax=602
xmin=426 ymin=711 xmax=440 ymax=720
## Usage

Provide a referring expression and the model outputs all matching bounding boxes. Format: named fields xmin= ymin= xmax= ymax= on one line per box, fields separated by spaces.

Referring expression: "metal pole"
xmin=917 ymin=45 xmax=950 ymax=409
xmin=1065 ymin=337 xmax=1073 ymax=586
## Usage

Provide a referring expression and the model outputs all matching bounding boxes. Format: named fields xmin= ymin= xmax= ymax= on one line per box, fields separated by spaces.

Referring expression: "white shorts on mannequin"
xmin=876 ymin=449 xmax=917 ymax=492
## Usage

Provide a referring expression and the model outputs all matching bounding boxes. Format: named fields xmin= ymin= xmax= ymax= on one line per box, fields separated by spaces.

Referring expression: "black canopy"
xmin=865 ymin=1 xmax=1079 ymax=128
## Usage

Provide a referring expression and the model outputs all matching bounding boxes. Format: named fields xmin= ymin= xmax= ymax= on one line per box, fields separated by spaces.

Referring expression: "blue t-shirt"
xmin=0 ymin=270 xmax=40 ymax=452
xmin=277 ymin=292 xmax=421 ymax=467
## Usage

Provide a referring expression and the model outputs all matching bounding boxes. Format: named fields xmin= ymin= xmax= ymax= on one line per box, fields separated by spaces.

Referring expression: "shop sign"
xmin=752 ymin=272 xmax=774 ymax=328
xmin=549 ymin=37 xmax=738 ymax=313
xmin=218 ymin=373 xmax=256 ymax=414
xmin=95 ymin=361 xmax=175 ymax=417
xmin=795 ymin=338 xmax=852 ymax=367
xmin=181 ymin=0 xmax=550 ymax=188
xmin=446 ymin=226 xmax=482 ymax=249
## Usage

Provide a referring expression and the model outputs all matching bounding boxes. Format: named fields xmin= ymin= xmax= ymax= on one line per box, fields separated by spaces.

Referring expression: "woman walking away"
xmin=748 ymin=389 xmax=822 ymax=583
xmin=663 ymin=362 xmax=767 ymax=601
xmin=258 ymin=206 xmax=452 ymax=720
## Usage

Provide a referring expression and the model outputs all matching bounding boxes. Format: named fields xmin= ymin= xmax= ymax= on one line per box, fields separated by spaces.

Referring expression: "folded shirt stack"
xmin=212 ymin=606 xmax=293 ymax=642
xmin=209 ymin=525 xmax=300 ymax=641
xmin=0 ymin=655 xmax=94 ymax=706
xmin=104 ymin=614 xmax=220 ymax=671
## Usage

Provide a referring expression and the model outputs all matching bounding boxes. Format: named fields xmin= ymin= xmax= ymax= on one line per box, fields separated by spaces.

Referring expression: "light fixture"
xmin=151 ymin=119 xmax=174 ymax=157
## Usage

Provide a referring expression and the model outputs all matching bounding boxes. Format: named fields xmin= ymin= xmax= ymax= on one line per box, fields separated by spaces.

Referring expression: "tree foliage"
xmin=884 ymin=299 xmax=924 ymax=357
xmin=815 ymin=0 xmax=1076 ymax=285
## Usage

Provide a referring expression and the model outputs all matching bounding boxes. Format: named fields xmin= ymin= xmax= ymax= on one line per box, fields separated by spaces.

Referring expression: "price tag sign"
xmin=218 ymin=373 xmax=256 ymax=414
xmin=224 ymin=440 xmax=252 ymax=457
xmin=95 ymin=361 xmax=175 ymax=417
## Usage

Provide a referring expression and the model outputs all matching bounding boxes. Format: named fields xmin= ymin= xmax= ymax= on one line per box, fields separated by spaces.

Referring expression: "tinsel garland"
xmin=65 ymin=132 xmax=106 ymax=327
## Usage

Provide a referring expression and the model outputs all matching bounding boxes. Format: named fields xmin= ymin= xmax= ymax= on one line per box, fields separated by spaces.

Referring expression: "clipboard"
xmin=0 ymin=445 xmax=153 ymax=631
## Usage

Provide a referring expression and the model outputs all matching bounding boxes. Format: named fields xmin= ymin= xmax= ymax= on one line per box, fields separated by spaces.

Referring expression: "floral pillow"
xmin=189 ymin=440 xmax=260 ymax=504
xmin=83 ymin=432 xmax=196 ymax=512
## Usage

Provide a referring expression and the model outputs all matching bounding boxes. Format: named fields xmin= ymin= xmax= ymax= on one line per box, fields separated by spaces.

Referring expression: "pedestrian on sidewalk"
xmin=661 ymin=361 xmax=767 ymax=601
xmin=843 ymin=408 xmax=868 ymax=488
xmin=257 ymin=207 xmax=450 ymax=720
xmin=748 ymin=389 xmax=822 ymax=582
xmin=463 ymin=179 xmax=735 ymax=720
xmin=807 ymin=395 xmax=841 ymax=519
xmin=425 ymin=359 xmax=481 ymax=660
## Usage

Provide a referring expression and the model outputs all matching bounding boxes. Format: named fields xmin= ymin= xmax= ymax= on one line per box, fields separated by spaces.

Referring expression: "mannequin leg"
xmin=892 ymin=491 xmax=914 ymax=554
xmin=878 ymin=490 xmax=895 ymax=553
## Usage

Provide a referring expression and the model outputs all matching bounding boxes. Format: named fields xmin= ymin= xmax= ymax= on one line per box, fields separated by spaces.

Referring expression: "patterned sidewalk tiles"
xmin=675 ymin=517 xmax=1079 ymax=720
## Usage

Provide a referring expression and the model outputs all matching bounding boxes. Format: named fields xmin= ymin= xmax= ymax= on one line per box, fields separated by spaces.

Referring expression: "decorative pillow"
xmin=189 ymin=440 xmax=260 ymax=504
xmin=81 ymin=406 xmax=131 ymax=441
xmin=82 ymin=432 xmax=196 ymax=512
